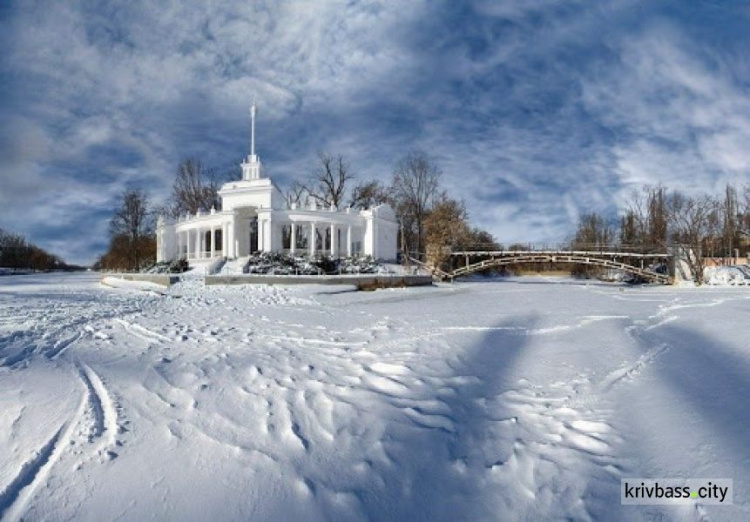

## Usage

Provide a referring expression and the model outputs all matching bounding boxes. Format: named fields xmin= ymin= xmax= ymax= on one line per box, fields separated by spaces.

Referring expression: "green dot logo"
xmin=691 ymin=491 xmax=698 ymax=498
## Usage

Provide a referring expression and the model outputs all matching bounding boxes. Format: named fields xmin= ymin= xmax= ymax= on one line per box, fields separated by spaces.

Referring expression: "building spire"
xmin=250 ymin=98 xmax=257 ymax=158
xmin=241 ymin=98 xmax=263 ymax=181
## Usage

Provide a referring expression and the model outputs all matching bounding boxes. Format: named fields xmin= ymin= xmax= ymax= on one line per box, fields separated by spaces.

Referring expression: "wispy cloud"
xmin=1 ymin=0 xmax=749 ymax=263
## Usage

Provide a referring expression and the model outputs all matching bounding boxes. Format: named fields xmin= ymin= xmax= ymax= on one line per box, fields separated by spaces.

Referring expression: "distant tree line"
xmin=0 ymin=228 xmax=75 ymax=271
xmin=571 ymin=184 xmax=750 ymax=282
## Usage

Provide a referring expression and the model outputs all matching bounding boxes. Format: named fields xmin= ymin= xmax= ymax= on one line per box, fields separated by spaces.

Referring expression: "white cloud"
xmin=3 ymin=1 xmax=750 ymax=261
xmin=2 ymin=0 xmax=434 ymax=262
xmin=580 ymin=21 xmax=750 ymax=197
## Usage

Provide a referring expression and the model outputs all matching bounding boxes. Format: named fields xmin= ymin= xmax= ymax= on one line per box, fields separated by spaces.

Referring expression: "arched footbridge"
xmin=411 ymin=249 xmax=673 ymax=284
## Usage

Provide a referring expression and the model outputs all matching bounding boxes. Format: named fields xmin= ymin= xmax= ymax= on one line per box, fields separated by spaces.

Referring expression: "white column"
xmin=265 ymin=217 xmax=274 ymax=252
xmin=330 ymin=223 xmax=337 ymax=257
xmin=210 ymin=226 xmax=216 ymax=258
xmin=187 ymin=230 xmax=192 ymax=259
xmin=195 ymin=229 xmax=201 ymax=259
xmin=310 ymin=222 xmax=316 ymax=256
xmin=347 ymin=225 xmax=352 ymax=257
xmin=290 ymin=223 xmax=297 ymax=254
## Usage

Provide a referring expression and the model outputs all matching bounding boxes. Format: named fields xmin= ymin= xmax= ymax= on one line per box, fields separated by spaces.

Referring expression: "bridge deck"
xmin=450 ymin=250 xmax=671 ymax=259
xmin=419 ymin=250 xmax=673 ymax=284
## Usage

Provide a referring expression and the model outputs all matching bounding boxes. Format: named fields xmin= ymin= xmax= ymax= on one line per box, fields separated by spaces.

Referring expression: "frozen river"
xmin=1 ymin=272 xmax=749 ymax=521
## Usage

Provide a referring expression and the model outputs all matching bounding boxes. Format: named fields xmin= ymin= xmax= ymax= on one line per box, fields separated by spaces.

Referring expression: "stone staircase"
xmin=219 ymin=257 xmax=250 ymax=275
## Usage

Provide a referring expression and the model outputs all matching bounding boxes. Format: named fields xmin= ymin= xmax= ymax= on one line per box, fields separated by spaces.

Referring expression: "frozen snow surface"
xmin=1 ymin=273 xmax=749 ymax=521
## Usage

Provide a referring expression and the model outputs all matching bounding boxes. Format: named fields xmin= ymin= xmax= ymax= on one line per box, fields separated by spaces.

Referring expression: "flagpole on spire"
xmin=250 ymin=98 xmax=257 ymax=158
xmin=240 ymin=97 xmax=263 ymax=181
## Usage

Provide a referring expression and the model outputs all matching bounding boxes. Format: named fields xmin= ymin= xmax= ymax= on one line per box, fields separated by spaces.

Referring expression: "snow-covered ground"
xmin=704 ymin=265 xmax=750 ymax=286
xmin=1 ymin=273 xmax=749 ymax=521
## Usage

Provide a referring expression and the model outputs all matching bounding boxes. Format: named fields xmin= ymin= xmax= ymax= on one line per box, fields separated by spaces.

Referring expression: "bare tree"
xmin=425 ymin=197 xmax=469 ymax=255
xmin=718 ymin=184 xmax=738 ymax=258
xmin=285 ymin=180 xmax=308 ymax=207
xmin=421 ymin=195 xmax=499 ymax=270
xmin=306 ymin=153 xmax=354 ymax=208
xmin=570 ymin=212 xmax=617 ymax=278
xmin=110 ymin=188 xmax=155 ymax=270
xmin=667 ymin=191 xmax=719 ymax=284
xmin=573 ymin=212 xmax=615 ymax=249
xmin=0 ymin=228 xmax=26 ymax=269
xmin=619 ymin=210 xmax=639 ymax=247
xmin=741 ymin=184 xmax=750 ymax=239
xmin=391 ymin=151 xmax=442 ymax=256
xmin=466 ymin=227 xmax=499 ymax=250
xmin=619 ymin=184 xmax=669 ymax=252
xmin=171 ymin=158 xmax=220 ymax=217
xmin=349 ymin=180 xmax=391 ymax=209
xmin=647 ymin=185 xmax=668 ymax=247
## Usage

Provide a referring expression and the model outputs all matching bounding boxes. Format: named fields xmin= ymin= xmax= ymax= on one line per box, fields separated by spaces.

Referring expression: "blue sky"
xmin=2 ymin=0 xmax=750 ymax=265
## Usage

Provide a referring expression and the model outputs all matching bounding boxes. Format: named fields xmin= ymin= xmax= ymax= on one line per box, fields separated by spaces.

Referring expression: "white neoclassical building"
xmin=156 ymin=104 xmax=399 ymax=265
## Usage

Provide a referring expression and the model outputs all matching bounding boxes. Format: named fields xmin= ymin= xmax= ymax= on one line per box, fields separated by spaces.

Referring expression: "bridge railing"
xmin=449 ymin=242 xmax=669 ymax=256
xmin=446 ymin=253 xmax=671 ymax=284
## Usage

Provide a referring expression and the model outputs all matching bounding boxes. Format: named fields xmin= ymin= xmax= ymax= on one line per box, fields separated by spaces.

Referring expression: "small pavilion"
xmin=156 ymin=104 xmax=398 ymax=265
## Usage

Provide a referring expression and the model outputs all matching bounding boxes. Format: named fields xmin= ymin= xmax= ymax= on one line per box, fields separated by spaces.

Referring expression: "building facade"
xmin=156 ymin=105 xmax=399 ymax=265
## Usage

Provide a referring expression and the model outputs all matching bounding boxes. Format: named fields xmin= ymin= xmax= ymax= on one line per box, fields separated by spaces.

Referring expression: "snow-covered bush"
xmin=704 ymin=266 xmax=750 ymax=286
xmin=142 ymin=258 xmax=189 ymax=274
xmin=242 ymin=252 xmax=388 ymax=276
xmin=338 ymin=256 xmax=381 ymax=274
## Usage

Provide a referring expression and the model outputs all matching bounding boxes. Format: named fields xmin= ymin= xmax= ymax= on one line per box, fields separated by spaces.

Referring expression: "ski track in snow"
xmin=78 ymin=362 xmax=119 ymax=452
xmin=1 ymin=274 xmax=748 ymax=520
xmin=0 ymin=424 xmax=68 ymax=520
xmin=47 ymin=331 xmax=84 ymax=359
xmin=0 ymin=280 xmax=141 ymax=519
xmin=0 ymin=385 xmax=88 ymax=522
xmin=0 ymin=361 xmax=126 ymax=520
xmin=113 ymin=318 xmax=172 ymax=344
